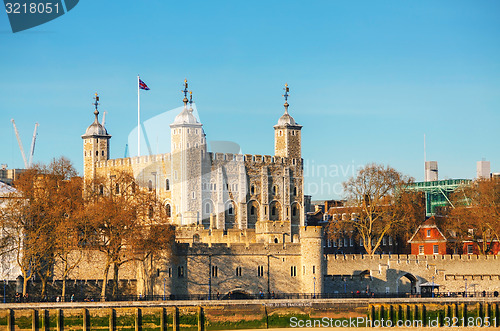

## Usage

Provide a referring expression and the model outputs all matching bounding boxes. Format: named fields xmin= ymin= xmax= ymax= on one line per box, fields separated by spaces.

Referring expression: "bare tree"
xmin=84 ymin=171 xmax=174 ymax=300
xmin=446 ymin=178 xmax=500 ymax=255
xmin=328 ymin=163 xmax=423 ymax=255
xmin=0 ymin=157 xmax=83 ymax=298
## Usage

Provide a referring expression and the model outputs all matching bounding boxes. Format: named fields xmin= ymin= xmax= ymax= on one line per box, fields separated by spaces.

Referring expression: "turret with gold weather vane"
xmin=274 ymin=83 xmax=302 ymax=159
xmin=82 ymin=92 xmax=111 ymax=182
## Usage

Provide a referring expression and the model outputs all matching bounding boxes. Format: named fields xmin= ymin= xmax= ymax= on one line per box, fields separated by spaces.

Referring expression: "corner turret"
xmin=82 ymin=93 xmax=111 ymax=182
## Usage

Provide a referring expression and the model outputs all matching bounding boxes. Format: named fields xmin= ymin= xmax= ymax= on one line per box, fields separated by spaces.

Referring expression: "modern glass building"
xmin=408 ymin=179 xmax=471 ymax=216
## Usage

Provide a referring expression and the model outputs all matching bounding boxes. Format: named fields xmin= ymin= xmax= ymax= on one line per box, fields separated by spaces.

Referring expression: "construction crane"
xmin=28 ymin=123 xmax=39 ymax=167
xmin=11 ymin=119 xmax=39 ymax=168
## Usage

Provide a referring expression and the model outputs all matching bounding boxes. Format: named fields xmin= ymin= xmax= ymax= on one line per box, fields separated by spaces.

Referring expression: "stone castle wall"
xmin=325 ymin=254 xmax=500 ymax=295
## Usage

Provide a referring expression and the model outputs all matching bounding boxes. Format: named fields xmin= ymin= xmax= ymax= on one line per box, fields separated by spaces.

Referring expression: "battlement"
xmin=95 ymin=153 xmax=172 ymax=168
xmin=300 ymin=226 xmax=323 ymax=239
xmin=202 ymin=152 xmax=302 ymax=167
xmin=94 ymin=151 xmax=302 ymax=170
xmin=326 ymin=254 xmax=500 ymax=261
xmin=255 ymin=220 xmax=291 ymax=234
xmin=180 ymin=241 xmax=302 ymax=255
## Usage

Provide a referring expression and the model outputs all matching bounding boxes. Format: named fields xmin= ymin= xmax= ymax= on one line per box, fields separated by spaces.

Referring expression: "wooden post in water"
xmin=31 ymin=309 xmax=37 ymax=331
xmin=41 ymin=310 xmax=48 ymax=331
xmin=368 ymin=304 xmax=374 ymax=322
xmin=56 ymin=309 xmax=63 ymax=331
xmin=459 ymin=303 xmax=466 ymax=322
xmin=491 ymin=304 xmax=498 ymax=327
xmin=109 ymin=308 xmax=115 ymax=331
xmin=198 ymin=306 xmax=203 ymax=331
xmin=7 ymin=309 xmax=14 ymax=331
xmin=419 ymin=304 xmax=425 ymax=326
xmin=173 ymin=307 xmax=179 ymax=331
xmin=135 ymin=308 xmax=141 ymax=331
xmin=160 ymin=308 xmax=166 ymax=331
xmin=82 ymin=308 xmax=89 ymax=331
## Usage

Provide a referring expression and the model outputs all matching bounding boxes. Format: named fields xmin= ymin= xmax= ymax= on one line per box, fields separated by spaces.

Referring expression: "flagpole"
xmin=138 ymin=75 xmax=141 ymax=157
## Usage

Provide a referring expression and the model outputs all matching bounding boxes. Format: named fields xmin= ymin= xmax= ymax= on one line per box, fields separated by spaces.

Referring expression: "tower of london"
xmin=82 ymin=81 xmax=305 ymax=243
xmin=76 ymin=81 xmax=500 ymax=299
xmin=80 ymin=82 xmax=322 ymax=297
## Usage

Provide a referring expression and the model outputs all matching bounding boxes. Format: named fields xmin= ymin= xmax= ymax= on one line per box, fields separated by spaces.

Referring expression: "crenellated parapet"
xmin=95 ymin=153 xmax=172 ymax=168
xmin=180 ymin=241 xmax=302 ymax=256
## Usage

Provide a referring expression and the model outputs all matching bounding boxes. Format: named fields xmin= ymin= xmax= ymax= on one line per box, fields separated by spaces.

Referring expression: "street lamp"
xmin=163 ymin=277 xmax=166 ymax=301
xmin=313 ymin=276 xmax=316 ymax=299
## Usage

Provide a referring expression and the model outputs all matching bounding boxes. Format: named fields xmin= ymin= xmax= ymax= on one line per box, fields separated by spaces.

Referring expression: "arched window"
xmin=165 ymin=204 xmax=171 ymax=217
xmin=166 ymin=179 xmax=170 ymax=190
xmin=293 ymin=186 xmax=297 ymax=196
xmin=99 ymin=185 xmax=104 ymax=195
xmin=292 ymin=206 xmax=297 ymax=217
xmin=95 ymin=151 xmax=98 ymax=156
xmin=205 ymin=203 xmax=211 ymax=214
xmin=274 ymin=238 xmax=279 ymax=243
xmin=148 ymin=180 xmax=153 ymax=191
xmin=148 ymin=205 xmax=154 ymax=218
xmin=251 ymin=185 xmax=255 ymax=195
xmin=251 ymin=206 xmax=256 ymax=215
xmin=115 ymin=183 xmax=120 ymax=194
xmin=272 ymin=185 xmax=277 ymax=195
xmin=101 ymin=150 xmax=104 ymax=156
xmin=193 ymin=234 xmax=200 ymax=243
xmin=271 ymin=206 xmax=276 ymax=216
xmin=228 ymin=202 xmax=234 ymax=215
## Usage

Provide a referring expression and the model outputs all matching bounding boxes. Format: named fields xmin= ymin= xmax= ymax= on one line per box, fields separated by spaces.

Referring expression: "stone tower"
xmin=82 ymin=93 xmax=111 ymax=182
xmin=274 ymin=84 xmax=302 ymax=160
xmin=170 ymin=81 xmax=205 ymax=225
xmin=300 ymin=226 xmax=324 ymax=295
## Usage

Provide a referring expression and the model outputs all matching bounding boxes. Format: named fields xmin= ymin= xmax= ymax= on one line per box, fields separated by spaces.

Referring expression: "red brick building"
xmin=408 ymin=216 xmax=454 ymax=255
xmin=463 ymin=241 xmax=500 ymax=255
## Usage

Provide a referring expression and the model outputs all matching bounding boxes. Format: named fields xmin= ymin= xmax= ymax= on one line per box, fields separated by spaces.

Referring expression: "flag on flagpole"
xmin=139 ymin=79 xmax=150 ymax=90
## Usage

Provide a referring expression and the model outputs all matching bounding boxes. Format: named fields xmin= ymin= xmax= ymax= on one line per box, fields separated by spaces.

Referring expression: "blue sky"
xmin=1 ymin=1 xmax=499 ymax=199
